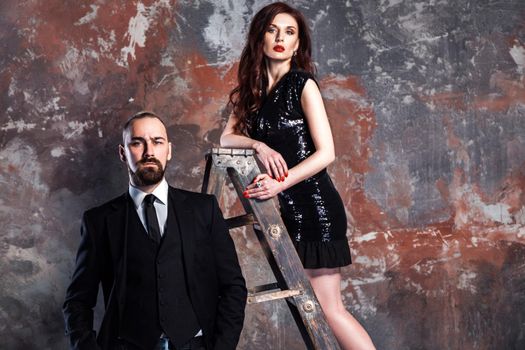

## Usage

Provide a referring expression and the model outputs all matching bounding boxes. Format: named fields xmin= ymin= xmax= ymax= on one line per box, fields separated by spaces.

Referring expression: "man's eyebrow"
xmin=131 ymin=136 xmax=166 ymax=140
xmin=128 ymin=136 xmax=167 ymax=142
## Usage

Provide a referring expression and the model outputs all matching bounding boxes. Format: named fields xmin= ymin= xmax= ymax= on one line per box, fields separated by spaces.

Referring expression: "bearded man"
xmin=63 ymin=111 xmax=247 ymax=350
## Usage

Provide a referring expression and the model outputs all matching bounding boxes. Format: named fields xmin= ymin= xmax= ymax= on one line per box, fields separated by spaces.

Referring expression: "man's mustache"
xmin=137 ymin=157 xmax=163 ymax=167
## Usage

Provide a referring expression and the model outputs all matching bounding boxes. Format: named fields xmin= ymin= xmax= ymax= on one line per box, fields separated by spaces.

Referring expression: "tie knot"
xmin=144 ymin=194 xmax=156 ymax=206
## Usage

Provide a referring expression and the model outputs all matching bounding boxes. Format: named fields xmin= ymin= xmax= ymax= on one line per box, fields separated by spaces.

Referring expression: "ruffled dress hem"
xmin=294 ymin=239 xmax=352 ymax=269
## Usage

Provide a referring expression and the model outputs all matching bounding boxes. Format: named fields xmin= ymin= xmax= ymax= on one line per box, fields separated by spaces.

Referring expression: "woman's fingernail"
xmin=285 ymin=172 xmax=288 ymax=177
xmin=244 ymin=193 xmax=250 ymax=198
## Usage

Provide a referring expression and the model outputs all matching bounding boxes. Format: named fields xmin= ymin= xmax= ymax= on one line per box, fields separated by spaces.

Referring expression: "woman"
xmin=221 ymin=3 xmax=375 ymax=350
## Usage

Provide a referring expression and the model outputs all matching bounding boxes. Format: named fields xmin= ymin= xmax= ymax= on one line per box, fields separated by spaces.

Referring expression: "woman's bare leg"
xmin=305 ymin=268 xmax=376 ymax=350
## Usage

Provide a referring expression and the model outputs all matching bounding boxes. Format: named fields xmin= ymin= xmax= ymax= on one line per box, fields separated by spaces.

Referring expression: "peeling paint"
xmin=509 ymin=42 xmax=525 ymax=73
xmin=203 ymin=0 xmax=247 ymax=64
xmin=75 ymin=4 xmax=99 ymax=26
xmin=119 ymin=2 xmax=150 ymax=67
xmin=1 ymin=119 xmax=37 ymax=132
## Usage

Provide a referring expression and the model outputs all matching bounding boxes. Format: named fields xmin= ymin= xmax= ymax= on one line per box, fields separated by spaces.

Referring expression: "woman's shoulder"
xmin=284 ymin=68 xmax=318 ymax=98
xmin=287 ymin=68 xmax=316 ymax=85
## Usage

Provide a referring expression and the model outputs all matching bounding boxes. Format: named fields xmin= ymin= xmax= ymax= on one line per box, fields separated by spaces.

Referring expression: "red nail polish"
xmin=285 ymin=172 xmax=288 ymax=177
xmin=244 ymin=193 xmax=250 ymax=198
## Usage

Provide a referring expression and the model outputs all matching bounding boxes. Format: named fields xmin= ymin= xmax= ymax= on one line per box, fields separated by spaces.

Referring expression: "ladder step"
xmin=225 ymin=213 xmax=257 ymax=229
xmin=248 ymin=282 xmax=280 ymax=294
xmin=211 ymin=147 xmax=255 ymax=156
xmin=247 ymin=288 xmax=303 ymax=304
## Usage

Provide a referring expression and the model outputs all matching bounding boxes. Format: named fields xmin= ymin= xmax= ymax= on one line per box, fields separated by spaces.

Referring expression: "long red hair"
xmin=229 ymin=2 xmax=315 ymax=134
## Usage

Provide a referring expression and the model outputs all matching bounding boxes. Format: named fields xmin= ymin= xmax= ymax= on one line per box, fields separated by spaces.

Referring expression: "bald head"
xmin=122 ymin=111 xmax=168 ymax=144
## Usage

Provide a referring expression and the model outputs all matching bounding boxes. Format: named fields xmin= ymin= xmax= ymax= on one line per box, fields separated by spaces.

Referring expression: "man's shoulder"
xmin=170 ymin=186 xmax=215 ymax=200
xmin=170 ymin=187 xmax=217 ymax=207
xmin=83 ymin=192 xmax=128 ymax=218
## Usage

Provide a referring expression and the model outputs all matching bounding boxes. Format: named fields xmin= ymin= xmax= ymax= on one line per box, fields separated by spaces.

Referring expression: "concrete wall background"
xmin=1 ymin=0 xmax=524 ymax=349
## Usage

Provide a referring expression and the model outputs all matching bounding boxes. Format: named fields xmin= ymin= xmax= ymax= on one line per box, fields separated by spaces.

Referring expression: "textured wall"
xmin=1 ymin=0 xmax=525 ymax=349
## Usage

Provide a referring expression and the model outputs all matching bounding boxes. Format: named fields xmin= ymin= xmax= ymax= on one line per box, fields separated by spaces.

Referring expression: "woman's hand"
xmin=253 ymin=142 xmax=288 ymax=181
xmin=243 ymin=173 xmax=285 ymax=200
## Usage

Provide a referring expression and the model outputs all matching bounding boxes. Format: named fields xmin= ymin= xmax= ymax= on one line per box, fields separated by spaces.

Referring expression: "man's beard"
xmin=129 ymin=157 xmax=165 ymax=186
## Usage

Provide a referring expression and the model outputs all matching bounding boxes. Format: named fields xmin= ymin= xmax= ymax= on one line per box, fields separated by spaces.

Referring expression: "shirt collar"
xmin=128 ymin=178 xmax=169 ymax=209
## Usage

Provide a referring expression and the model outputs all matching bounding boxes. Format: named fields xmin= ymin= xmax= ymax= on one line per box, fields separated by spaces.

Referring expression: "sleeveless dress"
xmin=248 ymin=68 xmax=352 ymax=269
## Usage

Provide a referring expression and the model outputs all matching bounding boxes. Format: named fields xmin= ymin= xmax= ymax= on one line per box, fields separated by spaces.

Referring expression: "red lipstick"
xmin=273 ymin=45 xmax=285 ymax=52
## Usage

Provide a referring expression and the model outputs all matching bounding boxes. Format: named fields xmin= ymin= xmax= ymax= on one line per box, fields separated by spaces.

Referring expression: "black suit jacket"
xmin=63 ymin=187 xmax=247 ymax=350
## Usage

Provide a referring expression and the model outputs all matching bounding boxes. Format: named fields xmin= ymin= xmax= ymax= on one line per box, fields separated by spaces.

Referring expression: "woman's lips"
xmin=273 ymin=45 xmax=285 ymax=52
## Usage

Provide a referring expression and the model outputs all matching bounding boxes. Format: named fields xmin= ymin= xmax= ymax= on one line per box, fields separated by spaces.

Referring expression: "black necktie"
xmin=144 ymin=194 xmax=161 ymax=244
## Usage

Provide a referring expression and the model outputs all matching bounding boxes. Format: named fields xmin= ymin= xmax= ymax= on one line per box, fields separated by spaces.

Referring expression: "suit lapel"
xmin=168 ymin=187 xmax=196 ymax=278
xmin=107 ymin=194 xmax=128 ymax=265
xmin=106 ymin=193 xmax=130 ymax=326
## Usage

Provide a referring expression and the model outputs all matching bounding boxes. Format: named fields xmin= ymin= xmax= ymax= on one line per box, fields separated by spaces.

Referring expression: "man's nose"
xmin=143 ymin=141 xmax=155 ymax=157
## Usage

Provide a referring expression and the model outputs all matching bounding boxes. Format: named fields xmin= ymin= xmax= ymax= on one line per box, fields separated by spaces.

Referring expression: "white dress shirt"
xmin=128 ymin=178 xmax=169 ymax=236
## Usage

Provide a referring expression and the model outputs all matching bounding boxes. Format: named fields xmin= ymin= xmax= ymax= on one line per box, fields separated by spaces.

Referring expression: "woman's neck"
xmin=265 ymin=59 xmax=292 ymax=92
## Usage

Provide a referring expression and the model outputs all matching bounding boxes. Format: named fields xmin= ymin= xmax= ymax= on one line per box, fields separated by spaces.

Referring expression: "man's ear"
xmin=118 ymin=144 xmax=126 ymax=162
xmin=167 ymin=142 xmax=172 ymax=161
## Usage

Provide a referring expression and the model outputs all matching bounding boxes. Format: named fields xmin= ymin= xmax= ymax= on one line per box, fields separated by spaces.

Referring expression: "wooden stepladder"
xmin=201 ymin=148 xmax=341 ymax=350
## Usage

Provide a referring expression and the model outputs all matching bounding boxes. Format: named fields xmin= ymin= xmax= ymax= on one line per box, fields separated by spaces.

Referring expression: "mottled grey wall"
xmin=1 ymin=0 xmax=525 ymax=349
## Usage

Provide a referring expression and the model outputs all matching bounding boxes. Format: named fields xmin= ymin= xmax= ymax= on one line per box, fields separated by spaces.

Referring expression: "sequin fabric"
xmin=248 ymin=69 xmax=351 ymax=268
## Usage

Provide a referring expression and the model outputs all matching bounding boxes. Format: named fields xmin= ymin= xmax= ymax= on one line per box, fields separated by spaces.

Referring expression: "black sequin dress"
xmin=248 ymin=68 xmax=351 ymax=268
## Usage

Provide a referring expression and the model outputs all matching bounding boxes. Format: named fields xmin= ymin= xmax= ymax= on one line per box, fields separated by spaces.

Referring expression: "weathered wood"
xmin=248 ymin=282 xmax=280 ymax=294
xmin=225 ymin=213 xmax=257 ymax=229
xmin=248 ymin=289 xmax=302 ymax=304
xmin=201 ymin=152 xmax=228 ymax=198
xmin=202 ymin=147 xmax=341 ymax=350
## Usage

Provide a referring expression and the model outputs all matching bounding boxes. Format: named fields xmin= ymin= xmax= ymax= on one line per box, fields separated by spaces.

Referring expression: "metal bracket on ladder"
xmin=202 ymin=147 xmax=341 ymax=350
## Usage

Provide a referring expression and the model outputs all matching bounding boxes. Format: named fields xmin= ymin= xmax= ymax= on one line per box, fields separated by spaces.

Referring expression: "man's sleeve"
xmin=62 ymin=212 xmax=102 ymax=350
xmin=209 ymin=196 xmax=248 ymax=350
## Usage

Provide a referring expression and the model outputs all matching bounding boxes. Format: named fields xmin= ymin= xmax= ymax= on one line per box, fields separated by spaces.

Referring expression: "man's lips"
xmin=138 ymin=158 xmax=161 ymax=167
xmin=273 ymin=45 xmax=285 ymax=52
